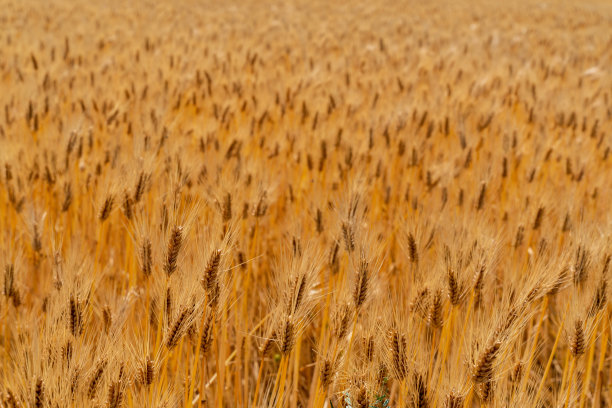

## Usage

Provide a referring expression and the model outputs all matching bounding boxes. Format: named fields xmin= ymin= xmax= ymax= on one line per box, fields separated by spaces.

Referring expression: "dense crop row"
xmin=1 ymin=0 xmax=612 ymax=407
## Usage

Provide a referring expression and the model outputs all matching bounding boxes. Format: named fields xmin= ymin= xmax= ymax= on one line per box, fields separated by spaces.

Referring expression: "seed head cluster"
xmin=0 ymin=0 xmax=610 ymax=407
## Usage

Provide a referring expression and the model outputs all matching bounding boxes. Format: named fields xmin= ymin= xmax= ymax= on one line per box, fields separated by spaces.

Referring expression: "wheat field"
xmin=1 ymin=0 xmax=612 ymax=407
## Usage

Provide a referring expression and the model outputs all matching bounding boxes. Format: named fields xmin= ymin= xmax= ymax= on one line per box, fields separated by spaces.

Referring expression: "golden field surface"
xmin=1 ymin=0 xmax=612 ymax=406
